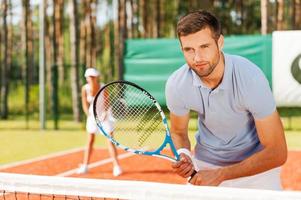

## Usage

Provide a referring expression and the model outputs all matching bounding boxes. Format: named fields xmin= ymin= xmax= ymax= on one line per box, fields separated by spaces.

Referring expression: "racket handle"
xmin=189 ymin=170 xmax=197 ymax=180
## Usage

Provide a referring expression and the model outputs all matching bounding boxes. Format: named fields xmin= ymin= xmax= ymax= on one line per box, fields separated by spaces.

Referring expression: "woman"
xmin=77 ymin=67 xmax=122 ymax=176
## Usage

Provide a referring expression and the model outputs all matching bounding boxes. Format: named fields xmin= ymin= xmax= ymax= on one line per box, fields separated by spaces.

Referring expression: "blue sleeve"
xmin=165 ymin=77 xmax=189 ymax=116
xmin=245 ymin=70 xmax=276 ymax=119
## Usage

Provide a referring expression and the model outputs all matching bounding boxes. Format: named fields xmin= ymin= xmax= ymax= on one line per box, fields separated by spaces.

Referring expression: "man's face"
xmin=180 ymin=28 xmax=223 ymax=78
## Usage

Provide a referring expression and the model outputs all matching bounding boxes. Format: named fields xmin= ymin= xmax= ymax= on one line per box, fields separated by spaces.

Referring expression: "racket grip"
xmin=189 ymin=170 xmax=197 ymax=180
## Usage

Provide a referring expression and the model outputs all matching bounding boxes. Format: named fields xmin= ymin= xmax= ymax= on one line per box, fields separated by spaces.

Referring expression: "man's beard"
xmin=190 ymin=53 xmax=220 ymax=78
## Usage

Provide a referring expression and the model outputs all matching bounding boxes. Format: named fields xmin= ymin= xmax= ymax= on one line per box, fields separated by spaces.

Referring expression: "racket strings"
xmin=107 ymin=84 xmax=153 ymax=122
xmin=95 ymin=83 xmax=166 ymax=150
xmin=135 ymin=107 xmax=158 ymax=132
xmin=137 ymin=112 xmax=162 ymax=146
xmin=107 ymin=84 xmax=156 ymax=126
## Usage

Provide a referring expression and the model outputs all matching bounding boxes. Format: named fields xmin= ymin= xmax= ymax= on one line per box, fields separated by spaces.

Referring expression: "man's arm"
xmin=222 ymin=110 xmax=287 ymax=179
xmin=170 ymin=112 xmax=196 ymax=178
xmin=189 ymin=110 xmax=287 ymax=186
xmin=170 ymin=112 xmax=190 ymax=150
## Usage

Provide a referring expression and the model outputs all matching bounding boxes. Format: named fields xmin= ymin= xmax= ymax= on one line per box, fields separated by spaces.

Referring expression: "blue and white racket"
xmin=93 ymin=80 xmax=196 ymax=176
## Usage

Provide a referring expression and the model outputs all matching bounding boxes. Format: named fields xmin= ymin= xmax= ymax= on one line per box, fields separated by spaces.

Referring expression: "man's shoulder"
xmin=228 ymin=54 xmax=263 ymax=75
xmin=227 ymin=54 xmax=270 ymax=93
xmin=166 ymin=64 xmax=192 ymax=87
xmin=227 ymin=55 xmax=260 ymax=71
xmin=165 ymin=64 xmax=192 ymax=94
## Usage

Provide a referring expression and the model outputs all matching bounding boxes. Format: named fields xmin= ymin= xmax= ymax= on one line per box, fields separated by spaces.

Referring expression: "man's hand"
xmin=172 ymin=154 xmax=195 ymax=178
xmin=189 ymin=168 xmax=224 ymax=186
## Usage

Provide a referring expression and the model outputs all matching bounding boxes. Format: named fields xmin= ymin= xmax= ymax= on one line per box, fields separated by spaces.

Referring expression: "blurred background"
xmin=0 ymin=0 xmax=301 ymax=168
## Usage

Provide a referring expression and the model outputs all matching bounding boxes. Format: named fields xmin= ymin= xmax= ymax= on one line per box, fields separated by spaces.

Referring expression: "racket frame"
xmin=93 ymin=80 xmax=180 ymax=162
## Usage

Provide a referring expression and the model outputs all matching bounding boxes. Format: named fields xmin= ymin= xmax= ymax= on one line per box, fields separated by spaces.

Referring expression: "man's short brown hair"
xmin=177 ymin=10 xmax=221 ymax=39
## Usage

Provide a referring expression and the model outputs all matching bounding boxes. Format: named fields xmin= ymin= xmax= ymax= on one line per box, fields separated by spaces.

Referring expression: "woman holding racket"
xmin=165 ymin=10 xmax=287 ymax=189
xmin=77 ymin=67 xmax=122 ymax=176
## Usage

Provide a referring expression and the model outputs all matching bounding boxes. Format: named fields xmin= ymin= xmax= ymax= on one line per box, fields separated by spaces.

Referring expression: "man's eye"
xmin=185 ymin=49 xmax=194 ymax=53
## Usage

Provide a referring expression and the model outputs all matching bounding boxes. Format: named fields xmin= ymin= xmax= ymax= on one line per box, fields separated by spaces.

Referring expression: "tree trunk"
xmin=144 ymin=1 xmax=150 ymax=37
xmin=156 ymin=0 xmax=161 ymax=38
xmin=0 ymin=19 xmax=1 ymax=113
xmin=54 ymin=0 xmax=64 ymax=85
xmin=114 ymin=0 xmax=119 ymax=79
xmin=131 ymin=0 xmax=138 ymax=38
xmin=90 ymin=0 xmax=97 ymax=68
xmin=240 ymin=0 xmax=244 ymax=33
xmin=277 ymin=0 xmax=284 ymax=30
xmin=127 ymin=0 xmax=133 ymax=38
xmin=52 ymin=0 xmax=60 ymax=129
xmin=159 ymin=0 xmax=165 ymax=37
xmin=1 ymin=0 xmax=9 ymax=119
xmin=69 ymin=0 xmax=81 ymax=122
xmin=45 ymin=0 xmax=53 ymax=112
xmin=0 ymin=13 xmax=2 ymax=114
xmin=125 ymin=0 xmax=131 ymax=39
xmin=114 ymin=0 xmax=126 ymax=80
xmin=294 ymin=0 xmax=301 ymax=29
xmin=109 ymin=21 xmax=115 ymax=80
xmin=80 ymin=20 xmax=87 ymax=69
xmin=85 ymin=2 xmax=91 ymax=67
xmin=27 ymin=5 xmax=34 ymax=86
xmin=21 ymin=0 xmax=31 ymax=126
xmin=261 ymin=0 xmax=268 ymax=34
xmin=121 ymin=0 xmax=127 ymax=39
xmin=83 ymin=0 xmax=97 ymax=68
xmin=138 ymin=0 xmax=146 ymax=37
xmin=118 ymin=0 xmax=126 ymax=79
xmin=149 ymin=0 xmax=157 ymax=38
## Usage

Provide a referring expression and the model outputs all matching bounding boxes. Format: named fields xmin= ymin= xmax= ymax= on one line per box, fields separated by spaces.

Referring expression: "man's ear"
xmin=217 ymin=35 xmax=224 ymax=50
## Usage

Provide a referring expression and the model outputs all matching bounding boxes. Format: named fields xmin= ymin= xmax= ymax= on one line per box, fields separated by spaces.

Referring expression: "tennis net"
xmin=1 ymin=172 xmax=301 ymax=200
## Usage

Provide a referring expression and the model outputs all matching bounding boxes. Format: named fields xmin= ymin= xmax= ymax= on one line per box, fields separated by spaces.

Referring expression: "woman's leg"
xmin=108 ymin=132 xmax=122 ymax=176
xmin=77 ymin=134 xmax=95 ymax=174
xmin=83 ymin=133 xmax=95 ymax=165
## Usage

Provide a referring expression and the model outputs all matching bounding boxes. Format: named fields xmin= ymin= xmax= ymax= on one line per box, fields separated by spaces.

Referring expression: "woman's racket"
xmin=93 ymin=80 xmax=196 ymax=177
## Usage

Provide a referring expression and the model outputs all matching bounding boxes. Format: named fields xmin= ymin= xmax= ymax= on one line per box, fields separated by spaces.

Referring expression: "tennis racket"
xmin=93 ymin=80 xmax=196 ymax=177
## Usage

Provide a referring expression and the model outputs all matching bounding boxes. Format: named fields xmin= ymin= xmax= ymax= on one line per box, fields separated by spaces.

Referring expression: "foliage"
xmin=1 ymin=0 xmax=300 ymax=122
xmin=8 ymin=81 xmax=75 ymax=117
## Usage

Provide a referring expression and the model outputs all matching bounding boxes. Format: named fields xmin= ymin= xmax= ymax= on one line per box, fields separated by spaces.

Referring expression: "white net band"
xmin=1 ymin=172 xmax=301 ymax=200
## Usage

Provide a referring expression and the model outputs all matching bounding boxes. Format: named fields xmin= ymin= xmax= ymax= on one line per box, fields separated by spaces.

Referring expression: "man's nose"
xmin=194 ymin=49 xmax=203 ymax=62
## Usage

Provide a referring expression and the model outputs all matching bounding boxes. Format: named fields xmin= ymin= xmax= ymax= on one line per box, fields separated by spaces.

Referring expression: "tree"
xmin=114 ymin=0 xmax=126 ymax=80
xmin=138 ymin=0 xmax=145 ymax=37
xmin=0 ymin=0 xmax=10 ymax=119
xmin=69 ymin=0 xmax=81 ymax=122
xmin=80 ymin=0 xmax=97 ymax=69
xmin=22 ymin=0 xmax=34 ymax=127
xmin=44 ymin=0 xmax=54 ymax=114
xmin=88 ymin=0 xmax=97 ymax=68
xmin=39 ymin=0 xmax=47 ymax=129
xmin=261 ymin=0 xmax=268 ymax=34
xmin=127 ymin=0 xmax=135 ymax=38
xmin=293 ymin=0 xmax=301 ymax=29
xmin=0 ymin=6 xmax=1 ymax=112
xmin=276 ymin=0 xmax=284 ymax=30
xmin=54 ymin=0 xmax=64 ymax=85
xmin=51 ymin=0 xmax=61 ymax=129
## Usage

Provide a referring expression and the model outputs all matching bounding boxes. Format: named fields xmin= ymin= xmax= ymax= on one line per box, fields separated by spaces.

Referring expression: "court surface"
xmin=0 ymin=148 xmax=300 ymax=190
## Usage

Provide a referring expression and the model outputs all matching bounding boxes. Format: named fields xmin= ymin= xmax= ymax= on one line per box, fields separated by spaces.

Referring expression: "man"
xmin=165 ymin=10 xmax=287 ymax=189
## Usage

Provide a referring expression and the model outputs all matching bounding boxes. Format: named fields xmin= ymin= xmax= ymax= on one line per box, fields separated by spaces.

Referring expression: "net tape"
xmin=1 ymin=173 xmax=301 ymax=200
